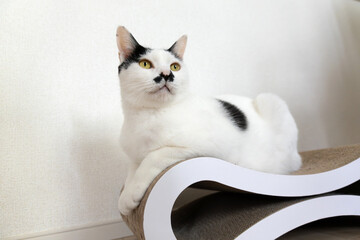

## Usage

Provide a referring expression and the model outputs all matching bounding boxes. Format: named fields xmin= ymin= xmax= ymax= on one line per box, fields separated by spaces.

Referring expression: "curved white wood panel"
xmin=237 ymin=195 xmax=360 ymax=239
xmin=142 ymin=157 xmax=360 ymax=239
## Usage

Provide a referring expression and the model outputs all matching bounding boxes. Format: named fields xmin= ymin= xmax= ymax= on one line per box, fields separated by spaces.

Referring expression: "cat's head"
xmin=116 ymin=26 xmax=189 ymax=109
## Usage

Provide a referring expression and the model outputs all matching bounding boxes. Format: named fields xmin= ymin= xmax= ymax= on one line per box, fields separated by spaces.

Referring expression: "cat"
xmin=116 ymin=26 xmax=302 ymax=215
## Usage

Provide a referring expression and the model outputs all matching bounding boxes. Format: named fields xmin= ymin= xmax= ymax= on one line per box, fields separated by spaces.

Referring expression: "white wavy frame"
xmin=237 ymin=195 xmax=360 ymax=239
xmin=143 ymin=157 xmax=360 ymax=240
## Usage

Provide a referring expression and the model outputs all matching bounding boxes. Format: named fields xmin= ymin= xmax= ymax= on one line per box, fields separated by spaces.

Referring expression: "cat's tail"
xmin=254 ymin=93 xmax=301 ymax=172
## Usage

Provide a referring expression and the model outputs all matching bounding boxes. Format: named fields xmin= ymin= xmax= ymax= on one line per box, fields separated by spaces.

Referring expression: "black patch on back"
xmin=217 ymin=99 xmax=248 ymax=130
xmin=118 ymin=45 xmax=150 ymax=74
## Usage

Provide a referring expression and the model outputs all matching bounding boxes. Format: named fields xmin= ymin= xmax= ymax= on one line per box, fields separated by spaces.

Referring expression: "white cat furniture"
xmin=121 ymin=144 xmax=360 ymax=239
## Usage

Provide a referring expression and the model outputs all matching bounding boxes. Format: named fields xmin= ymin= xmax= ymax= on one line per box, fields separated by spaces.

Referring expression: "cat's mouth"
xmin=150 ymin=84 xmax=173 ymax=94
xmin=160 ymin=85 xmax=171 ymax=92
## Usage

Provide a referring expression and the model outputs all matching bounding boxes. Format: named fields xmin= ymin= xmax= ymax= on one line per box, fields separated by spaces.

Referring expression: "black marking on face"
xmin=153 ymin=75 xmax=162 ymax=83
xmin=217 ymin=99 xmax=247 ymax=130
xmin=153 ymin=72 xmax=175 ymax=83
xmin=161 ymin=72 xmax=174 ymax=82
xmin=118 ymin=45 xmax=150 ymax=74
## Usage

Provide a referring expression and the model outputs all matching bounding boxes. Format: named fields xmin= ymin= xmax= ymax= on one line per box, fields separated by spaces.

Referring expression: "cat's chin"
xmin=123 ymin=92 xmax=178 ymax=109
xmin=146 ymin=86 xmax=175 ymax=103
xmin=143 ymin=88 xmax=182 ymax=108
xmin=150 ymin=92 xmax=174 ymax=103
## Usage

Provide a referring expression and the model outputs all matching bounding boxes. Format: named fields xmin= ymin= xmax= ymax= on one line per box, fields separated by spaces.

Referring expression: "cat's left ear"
xmin=168 ymin=35 xmax=187 ymax=60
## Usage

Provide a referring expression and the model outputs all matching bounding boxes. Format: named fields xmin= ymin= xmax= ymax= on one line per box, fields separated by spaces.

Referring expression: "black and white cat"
xmin=116 ymin=26 xmax=301 ymax=215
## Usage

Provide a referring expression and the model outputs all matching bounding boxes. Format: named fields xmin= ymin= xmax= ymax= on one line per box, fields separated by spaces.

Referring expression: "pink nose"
xmin=161 ymin=70 xmax=171 ymax=76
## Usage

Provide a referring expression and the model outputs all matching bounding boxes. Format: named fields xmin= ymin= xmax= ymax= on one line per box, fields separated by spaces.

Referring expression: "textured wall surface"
xmin=1 ymin=0 xmax=360 ymax=238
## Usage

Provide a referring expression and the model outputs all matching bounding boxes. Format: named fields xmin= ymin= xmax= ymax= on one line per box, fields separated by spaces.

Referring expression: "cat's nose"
xmin=161 ymin=70 xmax=171 ymax=76
xmin=153 ymin=71 xmax=174 ymax=84
xmin=160 ymin=71 xmax=174 ymax=82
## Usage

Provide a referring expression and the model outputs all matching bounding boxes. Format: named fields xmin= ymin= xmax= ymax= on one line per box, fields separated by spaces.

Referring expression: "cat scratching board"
xmin=121 ymin=144 xmax=360 ymax=239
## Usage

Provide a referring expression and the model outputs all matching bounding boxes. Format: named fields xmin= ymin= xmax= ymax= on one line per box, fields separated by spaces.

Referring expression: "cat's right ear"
xmin=168 ymin=35 xmax=187 ymax=60
xmin=116 ymin=26 xmax=140 ymax=63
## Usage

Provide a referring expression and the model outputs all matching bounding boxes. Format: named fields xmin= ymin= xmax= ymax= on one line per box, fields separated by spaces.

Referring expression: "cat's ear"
xmin=168 ymin=35 xmax=187 ymax=60
xmin=116 ymin=26 xmax=140 ymax=63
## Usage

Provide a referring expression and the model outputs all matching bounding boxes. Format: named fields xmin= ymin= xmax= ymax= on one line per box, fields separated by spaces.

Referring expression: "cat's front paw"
xmin=118 ymin=191 xmax=138 ymax=215
xmin=118 ymin=182 xmax=149 ymax=215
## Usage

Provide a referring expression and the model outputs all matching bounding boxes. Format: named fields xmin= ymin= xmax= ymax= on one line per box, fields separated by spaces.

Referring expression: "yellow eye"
xmin=139 ymin=59 xmax=152 ymax=69
xmin=170 ymin=63 xmax=181 ymax=71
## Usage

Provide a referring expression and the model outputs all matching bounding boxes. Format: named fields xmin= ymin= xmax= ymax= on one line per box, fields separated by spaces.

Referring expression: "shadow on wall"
xmin=294 ymin=1 xmax=360 ymax=151
xmin=68 ymin=112 xmax=125 ymax=222
xmin=321 ymin=1 xmax=360 ymax=147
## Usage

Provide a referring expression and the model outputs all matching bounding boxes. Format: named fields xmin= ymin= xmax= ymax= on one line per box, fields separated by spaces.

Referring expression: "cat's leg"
xmin=124 ymin=161 xmax=138 ymax=188
xmin=254 ymin=93 xmax=290 ymax=129
xmin=119 ymin=151 xmax=138 ymax=189
xmin=254 ymin=93 xmax=302 ymax=172
xmin=118 ymin=146 xmax=195 ymax=215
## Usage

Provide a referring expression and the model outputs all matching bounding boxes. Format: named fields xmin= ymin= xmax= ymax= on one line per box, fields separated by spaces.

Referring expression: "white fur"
xmin=117 ymin=36 xmax=301 ymax=215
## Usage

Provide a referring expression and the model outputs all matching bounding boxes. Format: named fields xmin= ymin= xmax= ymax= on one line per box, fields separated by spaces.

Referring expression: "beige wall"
xmin=1 ymin=0 xmax=360 ymax=238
